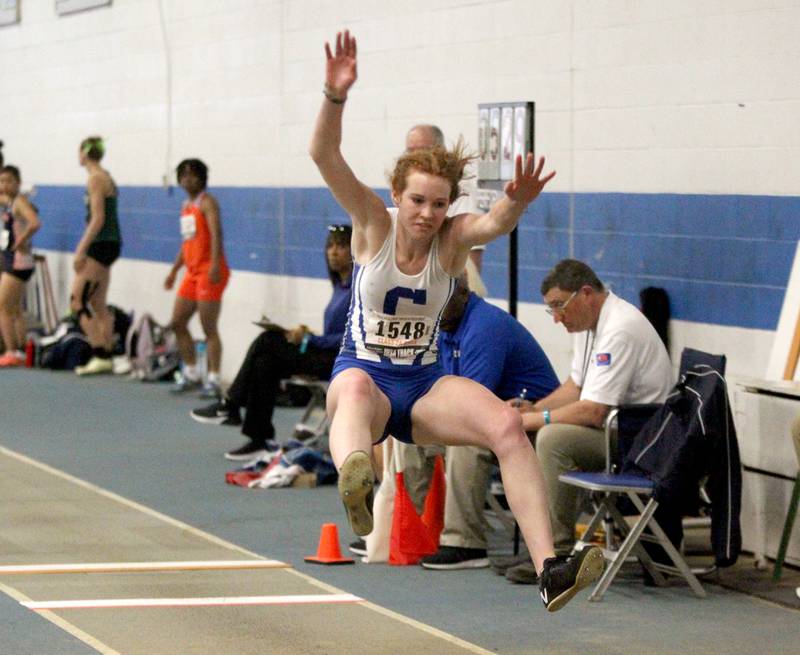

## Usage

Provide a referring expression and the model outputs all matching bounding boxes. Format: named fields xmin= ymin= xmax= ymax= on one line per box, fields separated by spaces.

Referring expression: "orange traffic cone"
xmin=304 ymin=523 xmax=355 ymax=565
xmin=389 ymin=472 xmax=438 ymax=566
xmin=421 ymin=454 xmax=446 ymax=544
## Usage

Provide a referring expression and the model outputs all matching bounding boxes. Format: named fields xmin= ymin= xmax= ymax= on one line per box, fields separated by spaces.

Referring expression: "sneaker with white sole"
xmin=348 ymin=539 xmax=367 ymax=557
xmin=224 ymin=441 xmax=270 ymax=461
xmin=539 ymin=546 xmax=604 ymax=612
xmin=338 ymin=450 xmax=374 ymax=537
xmin=191 ymin=400 xmax=242 ymax=426
xmin=421 ymin=546 xmax=490 ymax=570
xmin=75 ymin=357 xmax=113 ymax=376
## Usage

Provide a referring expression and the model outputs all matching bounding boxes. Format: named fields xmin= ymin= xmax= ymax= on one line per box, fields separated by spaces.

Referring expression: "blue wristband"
xmin=543 ymin=409 xmax=552 ymax=425
xmin=299 ymin=333 xmax=311 ymax=354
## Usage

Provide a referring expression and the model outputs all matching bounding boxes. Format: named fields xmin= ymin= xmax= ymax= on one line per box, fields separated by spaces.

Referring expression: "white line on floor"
xmin=0 ymin=445 xmax=265 ymax=559
xmin=0 ymin=582 xmax=121 ymax=655
xmin=24 ymin=593 xmax=363 ymax=610
xmin=0 ymin=559 xmax=288 ymax=575
xmin=1 ymin=445 xmax=496 ymax=654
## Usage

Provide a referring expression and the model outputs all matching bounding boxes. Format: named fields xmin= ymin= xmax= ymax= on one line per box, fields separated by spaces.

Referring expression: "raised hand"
xmin=504 ymin=154 xmax=556 ymax=205
xmin=324 ymin=30 xmax=357 ymax=98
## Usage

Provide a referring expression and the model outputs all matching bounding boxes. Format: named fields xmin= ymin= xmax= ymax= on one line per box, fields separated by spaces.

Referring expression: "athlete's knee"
xmin=486 ymin=406 xmax=527 ymax=459
xmin=334 ymin=369 xmax=376 ymax=404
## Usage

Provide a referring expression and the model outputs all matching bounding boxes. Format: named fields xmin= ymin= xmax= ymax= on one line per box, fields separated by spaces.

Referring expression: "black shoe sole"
xmin=338 ymin=451 xmax=374 ymax=537
xmin=545 ymin=547 xmax=605 ymax=613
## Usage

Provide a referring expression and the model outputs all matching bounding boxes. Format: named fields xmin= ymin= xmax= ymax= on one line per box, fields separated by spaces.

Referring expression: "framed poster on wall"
xmin=0 ymin=0 xmax=20 ymax=27
xmin=56 ymin=0 xmax=111 ymax=16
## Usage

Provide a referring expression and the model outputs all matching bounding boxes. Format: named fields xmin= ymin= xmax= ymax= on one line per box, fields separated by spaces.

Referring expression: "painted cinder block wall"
xmin=1 ymin=0 xmax=797 ymax=381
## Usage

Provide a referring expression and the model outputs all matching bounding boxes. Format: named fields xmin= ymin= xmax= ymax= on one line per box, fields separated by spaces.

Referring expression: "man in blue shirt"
xmin=365 ymin=274 xmax=559 ymax=568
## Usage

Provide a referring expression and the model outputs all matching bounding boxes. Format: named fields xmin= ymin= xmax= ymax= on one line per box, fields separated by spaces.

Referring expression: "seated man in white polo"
xmin=506 ymin=258 xmax=673 ymax=582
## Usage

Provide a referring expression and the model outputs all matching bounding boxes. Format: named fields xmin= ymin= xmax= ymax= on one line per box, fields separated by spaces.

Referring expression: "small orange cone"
xmin=389 ymin=472 xmax=438 ymax=566
xmin=421 ymin=454 xmax=446 ymax=544
xmin=304 ymin=523 xmax=355 ymax=565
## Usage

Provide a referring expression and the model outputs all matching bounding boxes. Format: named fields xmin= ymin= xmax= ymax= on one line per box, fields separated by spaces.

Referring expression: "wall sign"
xmin=56 ymin=0 xmax=111 ymax=16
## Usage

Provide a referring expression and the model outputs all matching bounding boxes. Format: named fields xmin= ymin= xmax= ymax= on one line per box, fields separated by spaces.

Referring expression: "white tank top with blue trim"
xmin=341 ymin=209 xmax=456 ymax=366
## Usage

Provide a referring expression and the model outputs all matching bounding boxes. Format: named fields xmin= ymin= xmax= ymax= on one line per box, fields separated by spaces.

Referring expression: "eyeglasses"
xmin=327 ymin=224 xmax=351 ymax=233
xmin=545 ymin=291 xmax=577 ymax=316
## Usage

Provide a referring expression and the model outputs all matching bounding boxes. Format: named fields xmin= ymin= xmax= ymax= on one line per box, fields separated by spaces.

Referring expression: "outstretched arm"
xmin=309 ymin=30 xmax=386 ymax=229
xmin=451 ymin=153 xmax=555 ymax=248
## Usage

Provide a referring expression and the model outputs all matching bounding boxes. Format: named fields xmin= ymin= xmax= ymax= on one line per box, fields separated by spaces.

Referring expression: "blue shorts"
xmin=331 ymin=355 xmax=444 ymax=444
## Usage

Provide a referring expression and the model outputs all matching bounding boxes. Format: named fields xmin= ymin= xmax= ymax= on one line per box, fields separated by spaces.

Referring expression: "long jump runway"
xmin=0 ymin=447 xmax=492 ymax=654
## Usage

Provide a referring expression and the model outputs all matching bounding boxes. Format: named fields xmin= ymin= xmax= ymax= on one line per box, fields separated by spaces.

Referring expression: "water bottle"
xmin=25 ymin=338 xmax=35 ymax=368
xmin=195 ymin=340 xmax=207 ymax=384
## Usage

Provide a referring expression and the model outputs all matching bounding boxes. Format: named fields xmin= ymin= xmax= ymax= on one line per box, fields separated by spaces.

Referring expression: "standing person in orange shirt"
xmin=164 ymin=158 xmax=230 ymax=398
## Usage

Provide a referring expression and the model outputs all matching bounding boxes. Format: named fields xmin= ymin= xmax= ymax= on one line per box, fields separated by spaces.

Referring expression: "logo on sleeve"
xmin=596 ymin=353 xmax=611 ymax=366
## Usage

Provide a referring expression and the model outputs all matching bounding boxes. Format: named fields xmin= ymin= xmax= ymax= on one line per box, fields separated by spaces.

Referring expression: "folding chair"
xmin=559 ymin=348 xmax=727 ymax=601
xmin=24 ymin=254 xmax=59 ymax=334
xmin=281 ymin=375 xmax=330 ymax=451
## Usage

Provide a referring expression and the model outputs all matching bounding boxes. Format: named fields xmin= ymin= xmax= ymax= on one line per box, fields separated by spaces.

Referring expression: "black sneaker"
xmin=421 ymin=546 xmax=489 ymax=570
xmin=349 ymin=539 xmax=367 ymax=557
xmin=224 ymin=441 xmax=269 ymax=461
xmin=191 ymin=400 xmax=242 ymax=426
xmin=539 ymin=546 xmax=604 ymax=612
xmin=505 ymin=561 xmax=538 ymax=584
xmin=338 ymin=451 xmax=374 ymax=537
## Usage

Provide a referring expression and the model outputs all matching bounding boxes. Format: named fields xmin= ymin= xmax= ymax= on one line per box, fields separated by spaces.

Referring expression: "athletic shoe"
xmin=505 ymin=561 xmax=538 ymax=584
xmin=199 ymin=380 xmax=221 ymax=399
xmin=224 ymin=441 xmax=270 ymax=461
xmin=338 ymin=450 xmax=374 ymax=537
xmin=490 ymin=553 xmax=532 ymax=576
xmin=170 ymin=371 xmax=202 ymax=393
xmin=539 ymin=546 xmax=604 ymax=612
xmin=75 ymin=357 xmax=113 ymax=376
xmin=0 ymin=351 xmax=25 ymax=367
xmin=421 ymin=546 xmax=490 ymax=570
xmin=349 ymin=539 xmax=367 ymax=557
xmin=191 ymin=400 xmax=242 ymax=426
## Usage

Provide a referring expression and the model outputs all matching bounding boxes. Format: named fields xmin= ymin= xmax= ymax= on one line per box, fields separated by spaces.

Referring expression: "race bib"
xmin=363 ymin=309 xmax=435 ymax=359
xmin=180 ymin=212 xmax=197 ymax=241
xmin=0 ymin=228 xmax=9 ymax=251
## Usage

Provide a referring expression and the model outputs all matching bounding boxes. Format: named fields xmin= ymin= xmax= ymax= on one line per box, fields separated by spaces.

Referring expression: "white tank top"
xmin=341 ymin=209 xmax=456 ymax=366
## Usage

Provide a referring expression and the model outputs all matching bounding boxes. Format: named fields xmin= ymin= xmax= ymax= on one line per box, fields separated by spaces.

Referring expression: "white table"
xmin=732 ymin=378 xmax=800 ymax=568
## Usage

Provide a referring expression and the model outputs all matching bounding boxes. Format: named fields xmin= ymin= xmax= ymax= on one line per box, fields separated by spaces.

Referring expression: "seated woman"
xmin=191 ymin=224 xmax=353 ymax=461
xmin=0 ymin=165 xmax=41 ymax=366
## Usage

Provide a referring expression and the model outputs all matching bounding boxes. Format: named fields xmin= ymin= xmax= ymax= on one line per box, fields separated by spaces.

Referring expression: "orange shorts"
xmin=177 ymin=267 xmax=230 ymax=303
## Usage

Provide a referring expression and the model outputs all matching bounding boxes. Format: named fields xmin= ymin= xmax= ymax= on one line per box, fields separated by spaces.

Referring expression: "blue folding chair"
xmin=559 ymin=348 xmax=727 ymax=601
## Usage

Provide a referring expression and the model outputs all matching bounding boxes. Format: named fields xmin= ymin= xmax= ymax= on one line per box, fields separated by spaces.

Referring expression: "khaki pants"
xmin=535 ymin=423 xmax=607 ymax=553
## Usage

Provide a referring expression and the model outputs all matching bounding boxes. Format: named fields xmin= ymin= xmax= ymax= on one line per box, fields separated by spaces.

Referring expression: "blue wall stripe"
xmin=29 ymin=185 xmax=798 ymax=331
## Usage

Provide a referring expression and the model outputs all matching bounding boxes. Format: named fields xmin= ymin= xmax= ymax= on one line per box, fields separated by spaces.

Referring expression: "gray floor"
xmin=1 ymin=369 xmax=799 ymax=654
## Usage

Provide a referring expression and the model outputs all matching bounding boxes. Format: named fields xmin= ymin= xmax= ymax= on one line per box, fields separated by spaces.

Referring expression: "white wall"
xmin=4 ymin=1 xmax=797 ymax=192
xmin=4 ymin=1 xmax=799 ymax=382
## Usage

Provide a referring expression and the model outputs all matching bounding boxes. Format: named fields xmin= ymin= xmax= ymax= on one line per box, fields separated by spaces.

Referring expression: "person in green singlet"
xmin=71 ymin=135 xmax=122 ymax=376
